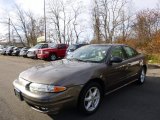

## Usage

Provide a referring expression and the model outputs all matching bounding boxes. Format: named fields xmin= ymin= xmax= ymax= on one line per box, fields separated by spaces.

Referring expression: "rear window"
xmin=68 ymin=45 xmax=77 ymax=50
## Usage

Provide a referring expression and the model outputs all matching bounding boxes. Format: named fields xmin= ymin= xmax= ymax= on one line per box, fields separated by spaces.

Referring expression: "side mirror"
xmin=109 ymin=56 xmax=123 ymax=64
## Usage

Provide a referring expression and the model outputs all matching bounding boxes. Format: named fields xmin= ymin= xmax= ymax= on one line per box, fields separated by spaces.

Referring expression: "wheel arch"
xmin=77 ymin=78 xmax=105 ymax=113
xmin=142 ymin=64 xmax=147 ymax=74
xmin=79 ymin=78 xmax=106 ymax=98
xmin=49 ymin=52 xmax=57 ymax=56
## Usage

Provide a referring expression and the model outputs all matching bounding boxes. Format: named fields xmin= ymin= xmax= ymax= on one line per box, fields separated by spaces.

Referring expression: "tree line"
xmin=2 ymin=0 xmax=160 ymax=54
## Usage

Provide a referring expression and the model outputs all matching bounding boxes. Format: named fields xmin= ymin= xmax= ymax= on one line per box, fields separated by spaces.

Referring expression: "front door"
xmin=104 ymin=46 xmax=129 ymax=90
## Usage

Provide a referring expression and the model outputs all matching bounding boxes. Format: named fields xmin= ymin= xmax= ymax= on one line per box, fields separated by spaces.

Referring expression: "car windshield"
xmin=33 ymin=44 xmax=43 ymax=49
xmin=49 ymin=43 xmax=57 ymax=48
xmin=66 ymin=45 xmax=110 ymax=63
xmin=68 ymin=45 xmax=78 ymax=50
xmin=7 ymin=46 xmax=14 ymax=50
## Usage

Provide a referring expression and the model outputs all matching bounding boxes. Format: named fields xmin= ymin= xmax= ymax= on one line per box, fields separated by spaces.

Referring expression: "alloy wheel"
xmin=84 ymin=87 xmax=100 ymax=112
xmin=140 ymin=69 xmax=145 ymax=83
xmin=50 ymin=54 xmax=56 ymax=61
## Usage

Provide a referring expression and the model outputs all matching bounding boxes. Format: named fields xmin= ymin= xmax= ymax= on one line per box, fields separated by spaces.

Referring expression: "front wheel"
xmin=78 ymin=82 xmax=102 ymax=115
xmin=50 ymin=54 xmax=57 ymax=61
xmin=138 ymin=68 xmax=146 ymax=84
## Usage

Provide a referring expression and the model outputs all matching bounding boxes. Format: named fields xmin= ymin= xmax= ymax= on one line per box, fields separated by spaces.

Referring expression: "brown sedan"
xmin=13 ymin=44 xmax=147 ymax=115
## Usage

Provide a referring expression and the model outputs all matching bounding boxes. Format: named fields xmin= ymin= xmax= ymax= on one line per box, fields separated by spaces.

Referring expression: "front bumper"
xmin=13 ymin=79 xmax=82 ymax=113
xmin=27 ymin=52 xmax=36 ymax=58
xmin=19 ymin=52 xmax=27 ymax=56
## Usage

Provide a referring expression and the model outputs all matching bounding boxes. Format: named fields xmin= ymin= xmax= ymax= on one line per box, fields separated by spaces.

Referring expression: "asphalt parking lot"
xmin=0 ymin=55 xmax=160 ymax=120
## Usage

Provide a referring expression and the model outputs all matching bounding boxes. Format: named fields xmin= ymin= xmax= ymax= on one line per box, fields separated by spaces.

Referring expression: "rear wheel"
xmin=138 ymin=67 xmax=146 ymax=84
xmin=78 ymin=82 xmax=102 ymax=115
xmin=50 ymin=54 xmax=57 ymax=61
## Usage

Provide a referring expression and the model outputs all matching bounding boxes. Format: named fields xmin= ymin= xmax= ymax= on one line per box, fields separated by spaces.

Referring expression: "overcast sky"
xmin=0 ymin=0 xmax=159 ymax=37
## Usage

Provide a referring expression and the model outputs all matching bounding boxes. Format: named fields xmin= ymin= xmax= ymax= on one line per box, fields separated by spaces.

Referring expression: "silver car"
xmin=27 ymin=43 xmax=49 ymax=58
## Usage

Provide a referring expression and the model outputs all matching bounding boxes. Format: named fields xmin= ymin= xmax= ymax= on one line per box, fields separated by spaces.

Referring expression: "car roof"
xmin=90 ymin=44 xmax=125 ymax=47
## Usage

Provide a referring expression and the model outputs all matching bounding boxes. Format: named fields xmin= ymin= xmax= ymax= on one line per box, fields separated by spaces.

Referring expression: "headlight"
xmin=29 ymin=83 xmax=66 ymax=93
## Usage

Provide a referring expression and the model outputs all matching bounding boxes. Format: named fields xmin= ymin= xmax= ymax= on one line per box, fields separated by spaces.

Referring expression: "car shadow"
xmin=48 ymin=75 xmax=160 ymax=120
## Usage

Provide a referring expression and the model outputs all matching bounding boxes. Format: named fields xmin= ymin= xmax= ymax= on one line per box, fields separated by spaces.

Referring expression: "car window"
xmin=67 ymin=45 xmax=110 ymax=63
xmin=123 ymin=46 xmax=138 ymax=58
xmin=68 ymin=45 xmax=77 ymax=50
xmin=49 ymin=43 xmax=57 ymax=48
xmin=42 ymin=44 xmax=48 ymax=48
xmin=59 ymin=44 xmax=66 ymax=49
xmin=110 ymin=46 xmax=126 ymax=60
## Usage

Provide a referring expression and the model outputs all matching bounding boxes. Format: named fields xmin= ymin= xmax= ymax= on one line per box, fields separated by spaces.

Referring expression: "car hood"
xmin=19 ymin=59 xmax=102 ymax=86
xmin=28 ymin=48 xmax=38 ymax=52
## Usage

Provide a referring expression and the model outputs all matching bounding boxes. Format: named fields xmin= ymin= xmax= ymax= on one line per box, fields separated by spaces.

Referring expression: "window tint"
xmin=59 ymin=44 xmax=66 ymax=49
xmin=110 ymin=46 xmax=125 ymax=59
xmin=123 ymin=46 xmax=138 ymax=58
xmin=42 ymin=44 xmax=48 ymax=48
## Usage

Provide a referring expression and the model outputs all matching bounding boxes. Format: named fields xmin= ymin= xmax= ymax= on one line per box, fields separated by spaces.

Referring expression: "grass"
xmin=147 ymin=54 xmax=160 ymax=64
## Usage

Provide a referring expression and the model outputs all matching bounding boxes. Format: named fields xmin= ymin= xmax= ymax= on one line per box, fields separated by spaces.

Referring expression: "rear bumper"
xmin=13 ymin=79 xmax=83 ymax=113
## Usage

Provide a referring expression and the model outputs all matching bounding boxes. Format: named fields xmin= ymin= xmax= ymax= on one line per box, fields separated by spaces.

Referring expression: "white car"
xmin=0 ymin=45 xmax=5 ymax=54
xmin=27 ymin=43 xmax=49 ymax=58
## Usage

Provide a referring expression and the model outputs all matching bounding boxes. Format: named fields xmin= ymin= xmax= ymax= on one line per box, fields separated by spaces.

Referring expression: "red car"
xmin=37 ymin=43 xmax=68 ymax=60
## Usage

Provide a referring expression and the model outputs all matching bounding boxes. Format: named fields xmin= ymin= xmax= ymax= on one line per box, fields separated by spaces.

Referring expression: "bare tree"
xmin=10 ymin=20 xmax=25 ymax=46
xmin=91 ymin=0 xmax=128 ymax=43
xmin=48 ymin=0 xmax=62 ymax=43
xmin=11 ymin=4 xmax=44 ymax=46
xmin=92 ymin=0 xmax=102 ymax=44
xmin=133 ymin=9 xmax=160 ymax=45
xmin=14 ymin=4 xmax=30 ymax=46
xmin=117 ymin=8 xmax=133 ymax=41
xmin=47 ymin=0 xmax=84 ymax=44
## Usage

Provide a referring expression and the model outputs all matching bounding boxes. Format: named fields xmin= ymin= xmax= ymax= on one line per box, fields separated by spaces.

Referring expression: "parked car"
xmin=66 ymin=44 xmax=88 ymax=56
xmin=0 ymin=45 xmax=5 ymax=55
xmin=0 ymin=46 xmax=7 ymax=55
xmin=19 ymin=47 xmax=30 ymax=57
xmin=12 ymin=47 xmax=23 ymax=56
xmin=6 ymin=46 xmax=15 ymax=55
xmin=27 ymin=43 xmax=49 ymax=58
xmin=37 ymin=43 xmax=68 ymax=61
xmin=13 ymin=44 xmax=147 ymax=115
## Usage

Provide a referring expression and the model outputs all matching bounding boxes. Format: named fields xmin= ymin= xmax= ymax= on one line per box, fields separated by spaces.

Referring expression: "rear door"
xmin=58 ymin=44 xmax=67 ymax=57
xmin=122 ymin=46 xmax=141 ymax=80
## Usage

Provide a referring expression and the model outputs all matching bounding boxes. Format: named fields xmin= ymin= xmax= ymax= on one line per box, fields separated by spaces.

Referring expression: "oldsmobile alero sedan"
xmin=13 ymin=44 xmax=147 ymax=115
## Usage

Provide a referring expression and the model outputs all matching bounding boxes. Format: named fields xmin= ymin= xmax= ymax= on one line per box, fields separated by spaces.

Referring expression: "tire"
xmin=78 ymin=82 xmax=102 ymax=115
xmin=50 ymin=54 xmax=57 ymax=61
xmin=137 ymin=67 xmax=146 ymax=84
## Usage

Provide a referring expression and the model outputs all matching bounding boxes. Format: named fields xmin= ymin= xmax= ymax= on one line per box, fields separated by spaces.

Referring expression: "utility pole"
xmin=8 ymin=18 xmax=11 ymax=44
xmin=44 ymin=0 xmax=47 ymax=42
